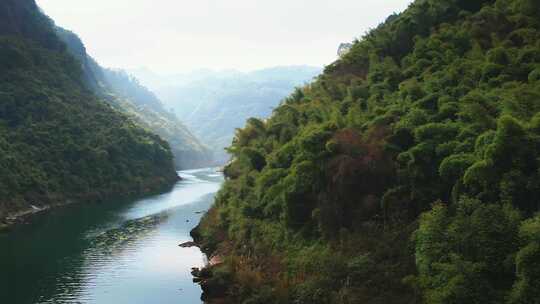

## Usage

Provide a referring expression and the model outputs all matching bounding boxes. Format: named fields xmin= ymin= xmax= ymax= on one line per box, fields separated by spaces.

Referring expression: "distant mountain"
xmin=131 ymin=66 xmax=322 ymax=163
xmin=56 ymin=28 xmax=213 ymax=169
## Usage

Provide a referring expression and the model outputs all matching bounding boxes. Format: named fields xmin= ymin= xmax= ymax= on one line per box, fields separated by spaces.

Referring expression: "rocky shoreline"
xmin=184 ymin=224 xmax=230 ymax=304
xmin=0 ymin=204 xmax=53 ymax=232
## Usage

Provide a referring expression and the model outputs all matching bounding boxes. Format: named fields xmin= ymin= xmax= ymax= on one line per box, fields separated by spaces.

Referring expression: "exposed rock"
xmin=209 ymin=255 xmax=223 ymax=266
xmin=179 ymin=241 xmax=198 ymax=248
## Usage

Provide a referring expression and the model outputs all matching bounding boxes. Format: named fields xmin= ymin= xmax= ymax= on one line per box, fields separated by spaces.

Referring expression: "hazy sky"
xmin=36 ymin=0 xmax=413 ymax=74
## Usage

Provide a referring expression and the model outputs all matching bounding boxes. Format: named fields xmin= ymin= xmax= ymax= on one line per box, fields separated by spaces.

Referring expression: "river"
xmin=0 ymin=168 xmax=223 ymax=304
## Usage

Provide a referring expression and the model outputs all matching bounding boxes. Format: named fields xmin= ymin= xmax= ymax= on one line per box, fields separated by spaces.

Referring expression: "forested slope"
xmin=56 ymin=28 xmax=213 ymax=169
xmin=0 ymin=0 xmax=178 ymax=222
xmin=194 ymin=0 xmax=540 ymax=303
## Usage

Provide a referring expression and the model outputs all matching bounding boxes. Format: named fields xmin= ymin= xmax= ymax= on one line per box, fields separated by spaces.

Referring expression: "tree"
xmin=510 ymin=215 xmax=540 ymax=303
xmin=415 ymin=198 xmax=521 ymax=303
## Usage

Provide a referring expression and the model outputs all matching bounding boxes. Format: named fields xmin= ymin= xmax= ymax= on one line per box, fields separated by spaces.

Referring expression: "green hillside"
xmin=0 ymin=0 xmax=178 ymax=222
xmin=193 ymin=0 xmax=540 ymax=303
xmin=55 ymin=28 xmax=213 ymax=169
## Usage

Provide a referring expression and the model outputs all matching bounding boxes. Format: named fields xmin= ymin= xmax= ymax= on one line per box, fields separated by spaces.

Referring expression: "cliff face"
xmin=0 ymin=0 xmax=178 ymax=221
xmin=0 ymin=0 xmax=62 ymax=50
xmin=55 ymin=27 xmax=104 ymax=91
xmin=0 ymin=0 xmax=31 ymax=35
xmin=55 ymin=28 xmax=213 ymax=170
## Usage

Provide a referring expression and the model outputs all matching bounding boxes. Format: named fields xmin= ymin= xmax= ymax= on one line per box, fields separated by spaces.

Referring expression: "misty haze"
xmin=2 ymin=0 xmax=540 ymax=304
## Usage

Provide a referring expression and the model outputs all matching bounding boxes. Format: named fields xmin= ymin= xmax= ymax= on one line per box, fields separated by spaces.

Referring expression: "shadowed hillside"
xmin=56 ymin=28 xmax=213 ymax=169
xmin=0 ymin=0 xmax=178 ymax=223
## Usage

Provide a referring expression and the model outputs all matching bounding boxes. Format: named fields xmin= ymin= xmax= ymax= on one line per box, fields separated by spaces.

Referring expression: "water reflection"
xmin=0 ymin=168 xmax=222 ymax=304
xmin=90 ymin=212 xmax=170 ymax=254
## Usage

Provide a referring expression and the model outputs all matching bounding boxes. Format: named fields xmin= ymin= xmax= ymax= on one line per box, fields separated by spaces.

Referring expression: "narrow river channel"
xmin=0 ymin=168 xmax=223 ymax=304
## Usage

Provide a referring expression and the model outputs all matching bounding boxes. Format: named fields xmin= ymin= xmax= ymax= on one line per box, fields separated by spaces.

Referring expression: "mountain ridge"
xmin=132 ymin=66 xmax=322 ymax=163
xmin=55 ymin=27 xmax=213 ymax=169
xmin=0 ymin=0 xmax=178 ymax=224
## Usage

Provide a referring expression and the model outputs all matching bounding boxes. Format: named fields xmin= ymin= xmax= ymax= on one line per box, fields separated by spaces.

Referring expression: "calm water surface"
xmin=0 ymin=168 xmax=223 ymax=304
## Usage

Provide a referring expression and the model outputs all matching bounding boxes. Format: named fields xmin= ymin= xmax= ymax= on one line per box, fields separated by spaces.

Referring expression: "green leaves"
xmin=415 ymin=122 xmax=460 ymax=143
xmin=0 ymin=6 xmax=178 ymax=215
xmin=415 ymin=198 xmax=521 ymax=303
xmin=509 ymin=215 xmax=540 ymax=303
xmin=196 ymin=0 xmax=540 ymax=302
xmin=240 ymin=147 xmax=266 ymax=172
xmin=439 ymin=153 xmax=476 ymax=182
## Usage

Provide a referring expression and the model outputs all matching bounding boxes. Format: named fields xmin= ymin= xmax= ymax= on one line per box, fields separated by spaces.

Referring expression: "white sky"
xmin=36 ymin=0 xmax=413 ymax=74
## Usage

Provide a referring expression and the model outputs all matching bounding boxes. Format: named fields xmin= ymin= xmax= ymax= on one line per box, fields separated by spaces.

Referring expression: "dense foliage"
xmin=195 ymin=0 xmax=540 ymax=303
xmin=0 ymin=0 xmax=178 ymax=219
xmin=56 ymin=28 xmax=213 ymax=169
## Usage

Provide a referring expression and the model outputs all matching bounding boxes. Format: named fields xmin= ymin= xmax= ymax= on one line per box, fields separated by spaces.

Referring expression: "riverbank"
xmin=189 ymin=211 xmax=235 ymax=304
xmin=188 ymin=196 xmax=417 ymax=304
xmin=0 ymin=205 xmax=51 ymax=232
xmin=1 ymin=168 xmax=222 ymax=304
xmin=0 ymin=174 xmax=180 ymax=232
